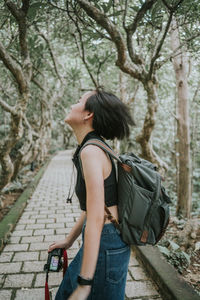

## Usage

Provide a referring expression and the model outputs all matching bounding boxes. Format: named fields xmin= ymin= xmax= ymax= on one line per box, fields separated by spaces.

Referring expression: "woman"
xmin=48 ymin=88 xmax=134 ymax=300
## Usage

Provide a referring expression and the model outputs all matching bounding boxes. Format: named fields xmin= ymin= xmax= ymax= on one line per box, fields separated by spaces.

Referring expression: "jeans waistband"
xmin=82 ymin=220 xmax=121 ymax=236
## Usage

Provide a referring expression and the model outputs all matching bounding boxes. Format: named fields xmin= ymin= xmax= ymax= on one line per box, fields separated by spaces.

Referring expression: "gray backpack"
xmin=80 ymin=139 xmax=171 ymax=246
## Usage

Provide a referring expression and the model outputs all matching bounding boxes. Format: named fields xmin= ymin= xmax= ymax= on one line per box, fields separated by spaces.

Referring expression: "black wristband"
xmin=77 ymin=275 xmax=93 ymax=286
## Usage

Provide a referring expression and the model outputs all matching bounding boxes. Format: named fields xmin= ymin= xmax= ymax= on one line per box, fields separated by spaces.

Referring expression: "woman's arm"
xmin=66 ymin=211 xmax=86 ymax=246
xmin=79 ymin=145 xmax=105 ymax=279
xmin=48 ymin=211 xmax=86 ymax=252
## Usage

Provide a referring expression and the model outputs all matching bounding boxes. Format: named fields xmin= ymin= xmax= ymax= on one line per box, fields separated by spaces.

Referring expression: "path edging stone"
xmin=133 ymin=244 xmax=200 ymax=300
xmin=0 ymin=156 xmax=53 ymax=252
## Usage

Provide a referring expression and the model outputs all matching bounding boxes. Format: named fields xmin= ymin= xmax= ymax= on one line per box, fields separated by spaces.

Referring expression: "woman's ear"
xmin=84 ymin=111 xmax=94 ymax=121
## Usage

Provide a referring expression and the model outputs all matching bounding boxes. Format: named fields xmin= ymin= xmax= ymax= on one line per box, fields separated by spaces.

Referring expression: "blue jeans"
xmin=55 ymin=221 xmax=130 ymax=300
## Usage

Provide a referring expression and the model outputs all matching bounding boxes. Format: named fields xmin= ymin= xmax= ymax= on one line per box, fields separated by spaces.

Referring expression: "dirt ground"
xmin=0 ymin=192 xmax=21 ymax=222
xmin=0 ymin=167 xmax=40 ymax=222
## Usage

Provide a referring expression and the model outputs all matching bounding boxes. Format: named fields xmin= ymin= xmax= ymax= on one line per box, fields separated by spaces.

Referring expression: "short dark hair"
xmin=85 ymin=88 xmax=135 ymax=140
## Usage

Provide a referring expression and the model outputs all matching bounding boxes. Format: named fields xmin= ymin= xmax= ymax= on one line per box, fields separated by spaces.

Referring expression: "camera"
xmin=44 ymin=248 xmax=63 ymax=272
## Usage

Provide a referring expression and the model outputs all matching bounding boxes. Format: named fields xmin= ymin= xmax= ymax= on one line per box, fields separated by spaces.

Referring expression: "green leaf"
xmin=28 ymin=2 xmax=45 ymax=20
xmin=169 ymin=240 xmax=180 ymax=251
xmin=181 ymin=251 xmax=191 ymax=265
xmin=157 ymin=245 xmax=170 ymax=257
xmin=101 ymin=0 xmax=113 ymax=13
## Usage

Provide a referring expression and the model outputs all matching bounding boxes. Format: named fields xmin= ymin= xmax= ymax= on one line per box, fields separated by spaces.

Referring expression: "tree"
xmin=66 ymin=0 xmax=188 ymax=174
xmin=0 ymin=0 xmax=32 ymax=191
xmin=170 ymin=17 xmax=191 ymax=218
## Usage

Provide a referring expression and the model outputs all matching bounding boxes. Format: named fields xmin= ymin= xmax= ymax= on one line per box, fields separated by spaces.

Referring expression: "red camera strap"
xmin=45 ymin=249 xmax=68 ymax=300
xmin=63 ymin=249 xmax=68 ymax=277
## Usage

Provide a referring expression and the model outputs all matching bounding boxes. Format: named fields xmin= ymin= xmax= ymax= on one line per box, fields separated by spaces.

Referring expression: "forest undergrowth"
xmin=158 ymin=215 xmax=200 ymax=294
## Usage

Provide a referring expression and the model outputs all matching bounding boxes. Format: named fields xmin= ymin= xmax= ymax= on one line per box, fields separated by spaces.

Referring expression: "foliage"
xmin=158 ymin=240 xmax=191 ymax=274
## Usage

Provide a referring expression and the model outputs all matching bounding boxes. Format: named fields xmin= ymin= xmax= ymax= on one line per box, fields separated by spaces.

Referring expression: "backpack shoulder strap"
xmin=80 ymin=138 xmax=122 ymax=163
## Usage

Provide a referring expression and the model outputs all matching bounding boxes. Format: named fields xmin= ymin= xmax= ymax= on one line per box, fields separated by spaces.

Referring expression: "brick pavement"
xmin=0 ymin=150 xmax=163 ymax=300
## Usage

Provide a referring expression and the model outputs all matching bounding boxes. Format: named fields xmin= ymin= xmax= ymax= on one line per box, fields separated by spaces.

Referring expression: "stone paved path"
xmin=0 ymin=151 xmax=163 ymax=300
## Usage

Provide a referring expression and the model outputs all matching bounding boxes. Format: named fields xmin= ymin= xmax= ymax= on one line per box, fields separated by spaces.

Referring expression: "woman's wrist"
xmin=65 ymin=237 xmax=73 ymax=248
xmin=77 ymin=284 xmax=91 ymax=293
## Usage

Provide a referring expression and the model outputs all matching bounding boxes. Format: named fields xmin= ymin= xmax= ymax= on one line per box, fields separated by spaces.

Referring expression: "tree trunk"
xmin=170 ymin=19 xmax=191 ymax=218
xmin=136 ymin=79 xmax=168 ymax=175
xmin=0 ymin=110 xmax=23 ymax=190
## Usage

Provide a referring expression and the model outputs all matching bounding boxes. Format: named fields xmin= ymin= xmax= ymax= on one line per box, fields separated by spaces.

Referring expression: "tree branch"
xmin=0 ymin=41 xmax=27 ymax=94
xmin=0 ymin=97 xmax=16 ymax=115
xmin=6 ymin=0 xmax=31 ymax=79
xmin=23 ymin=114 xmax=39 ymax=138
xmin=162 ymin=0 xmax=184 ymax=12
xmin=124 ymin=0 xmax=158 ymax=66
xmin=36 ymin=28 xmax=63 ymax=83
xmin=148 ymin=11 xmax=173 ymax=77
xmin=77 ymin=0 xmax=142 ymax=81
xmin=126 ymin=0 xmax=157 ymax=34
xmin=22 ymin=0 xmax=30 ymax=14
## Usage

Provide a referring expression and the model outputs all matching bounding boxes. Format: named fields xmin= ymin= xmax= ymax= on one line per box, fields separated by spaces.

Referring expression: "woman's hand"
xmin=68 ymin=285 xmax=91 ymax=300
xmin=48 ymin=238 xmax=72 ymax=252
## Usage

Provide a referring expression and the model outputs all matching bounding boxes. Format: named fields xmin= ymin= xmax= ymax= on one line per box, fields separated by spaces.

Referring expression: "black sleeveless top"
xmin=72 ymin=131 xmax=118 ymax=211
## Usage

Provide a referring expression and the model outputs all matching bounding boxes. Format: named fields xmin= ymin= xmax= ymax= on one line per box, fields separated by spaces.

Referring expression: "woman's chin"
xmin=64 ymin=117 xmax=70 ymax=124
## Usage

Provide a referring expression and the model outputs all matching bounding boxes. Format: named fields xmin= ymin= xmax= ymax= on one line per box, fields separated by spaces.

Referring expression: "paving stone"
xmin=36 ymin=218 xmax=55 ymax=224
xmin=9 ymin=236 xmax=21 ymax=244
xmin=129 ymin=266 xmax=148 ymax=280
xmin=23 ymin=261 xmax=46 ymax=272
xmin=55 ymin=217 xmax=70 ymax=223
xmin=67 ymin=249 xmax=79 ymax=259
xmin=125 ymin=281 xmax=159 ymax=298
xmin=56 ymin=228 xmax=69 ymax=234
xmin=46 ymin=223 xmax=65 ymax=229
xmin=37 ymin=206 xmax=52 ymax=211
xmin=14 ymin=224 xmax=26 ymax=230
xmin=0 ymin=252 xmax=13 ymax=262
xmin=0 ymin=274 xmax=5 ymax=287
xmin=35 ymin=272 xmax=63 ymax=287
xmin=3 ymin=243 xmax=29 ymax=252
xmin=69 ymin=212 xmax=81 ymax=217
xmin=29 ymin=242 xmax=50 ymax=251
xmin=32 ymin=214 xmax=47 ymax=219
xmin=33 ymin=229 xmax=54 ymax=236
xmin=127 ymin=271 xmax=132 ymax=281
xmin=0 ymin=262 xmax=22 ymax=274
xmin=4 ymin=274 xmax=34 ymax=288
xmin=13 ymin=252 xmax=39 ymax=261
xmin=15 ymin=288 xmax=44 ymax=300
xmin=129 ymin=251 xmax=140 ymax=266
xmin=38 ymin=211 xmax=55 ymax=215
xmin=0 ymin=290 xmax=13 ymax=300
xmin=26 ymin=223 xmax=45 ymax=229
xmin=18 ymin=219 xmax=36 ymax=225
xmin=21 ymin=236 xmax=44 ymax=243
xmin=70 ymin=241 xmax=79 ymax=249
xmin=48 ymin=213 xmax=65 ymax=218
xmin=12 ymin=230 xmax=33 ymax=237
xmin=44 ymin=234 xmax=65 ymax=242
xmin=65 ymin=222 xmax=75 ymax=227
xmin=39 ymin=251 xmax=48 ymax=261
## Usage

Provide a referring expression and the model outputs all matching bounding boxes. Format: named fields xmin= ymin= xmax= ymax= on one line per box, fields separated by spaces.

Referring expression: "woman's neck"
xmin=74 ymin=127 xmax=94 ymax=145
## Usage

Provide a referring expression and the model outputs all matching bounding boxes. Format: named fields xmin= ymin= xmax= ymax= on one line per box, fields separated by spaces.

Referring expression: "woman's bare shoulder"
xmin=80 ymin=144 xmax=106 ymax=161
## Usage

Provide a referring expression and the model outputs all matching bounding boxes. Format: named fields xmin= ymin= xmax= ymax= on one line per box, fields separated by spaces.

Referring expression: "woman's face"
xmin=64 ymin=91 xmax=95 ymax=126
